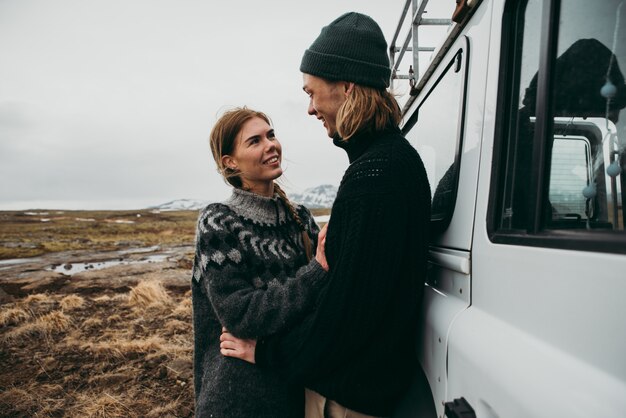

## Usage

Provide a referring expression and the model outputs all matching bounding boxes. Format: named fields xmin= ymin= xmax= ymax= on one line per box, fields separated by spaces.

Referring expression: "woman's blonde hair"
xmin=209 ymin=107 xmax=313 ymax=260
xmin=336 ymin=85 xmax=401 ymax=140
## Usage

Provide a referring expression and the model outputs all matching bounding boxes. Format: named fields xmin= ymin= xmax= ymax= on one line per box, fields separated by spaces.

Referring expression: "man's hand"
xmin=220 ymin=327 xmax=257 ymax=364
xmin=316 ymin=224 xmax=329 ymax=271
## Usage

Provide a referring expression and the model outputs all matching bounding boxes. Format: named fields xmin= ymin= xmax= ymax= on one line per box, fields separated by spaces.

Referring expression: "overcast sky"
xmin=0 ymin=0 xmax=450 ymax=210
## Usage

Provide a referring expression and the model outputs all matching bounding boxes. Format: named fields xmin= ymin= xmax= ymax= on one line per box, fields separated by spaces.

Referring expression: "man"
xmin=221 ymin=12 xmax=432 ymax=417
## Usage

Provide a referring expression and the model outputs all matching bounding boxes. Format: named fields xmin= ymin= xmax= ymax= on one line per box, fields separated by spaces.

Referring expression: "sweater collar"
xmin=332 ymin=125 xmax=401 ymax=163
xmin=224 ymin=188 xmax=289 ymax=225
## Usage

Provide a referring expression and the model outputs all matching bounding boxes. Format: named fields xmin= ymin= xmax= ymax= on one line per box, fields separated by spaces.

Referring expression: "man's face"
xmin=302 ymin=73 xmax=348 ymax=138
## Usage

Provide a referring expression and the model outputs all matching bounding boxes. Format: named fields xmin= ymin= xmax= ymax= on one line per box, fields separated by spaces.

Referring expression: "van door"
xmin=394 ymin=1 xmax=495 ymax=412
xmin=447 ymin=0 xmax=626 ymax=416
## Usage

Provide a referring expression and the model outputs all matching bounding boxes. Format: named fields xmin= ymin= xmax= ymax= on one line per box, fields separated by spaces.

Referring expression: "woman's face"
xmin=223 ymin=116 xmax=283 ymax=196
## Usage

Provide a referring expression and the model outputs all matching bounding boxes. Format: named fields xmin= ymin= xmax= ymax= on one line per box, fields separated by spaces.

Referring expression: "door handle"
xmin=444 ymin=397 xmax=476 ymax=418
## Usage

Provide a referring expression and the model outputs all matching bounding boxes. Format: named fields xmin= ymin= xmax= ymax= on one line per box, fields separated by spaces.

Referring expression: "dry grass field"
xmin=0 ymin=209 xmax=198 ymax=260
xmin=0 ymin=207 xmax=330 ymax=417
xmin=1 ymin=281 xmax=194 ymax=417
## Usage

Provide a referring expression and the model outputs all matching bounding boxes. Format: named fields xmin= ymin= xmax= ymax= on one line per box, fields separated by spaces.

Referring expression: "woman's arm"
xmin=219 ymin=223 xmax=329 ymax=363
xmin=194 ymin=205 xmax=327 ymax=339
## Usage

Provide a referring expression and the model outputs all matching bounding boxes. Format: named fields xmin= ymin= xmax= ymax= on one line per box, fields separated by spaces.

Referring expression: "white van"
xmin=390 ymin=1 xmax=626 ymax=417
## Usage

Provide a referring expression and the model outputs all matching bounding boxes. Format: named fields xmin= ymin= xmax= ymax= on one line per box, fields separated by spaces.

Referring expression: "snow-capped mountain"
xmin=150 ymin=184 xmax=337 ymax=211
xmin=289 ymin=184 xmax=337 ymax=209
xmin=149 ymin=199 xmax=209 ymax=211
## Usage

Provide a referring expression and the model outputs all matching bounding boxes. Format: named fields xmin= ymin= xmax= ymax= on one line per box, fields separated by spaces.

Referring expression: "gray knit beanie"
xmin=300 ymin=12 xmax=391 ymax=89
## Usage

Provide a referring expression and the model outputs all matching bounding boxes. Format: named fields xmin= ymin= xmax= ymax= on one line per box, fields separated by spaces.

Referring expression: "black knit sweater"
xmin=191 ymin=189 xmax=327 ymax=418
xmin=255 ymin=126 xmax=431 ymax=416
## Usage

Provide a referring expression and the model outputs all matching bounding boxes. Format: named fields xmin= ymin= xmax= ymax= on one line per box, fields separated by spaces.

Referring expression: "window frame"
xmin=488 ymin=0 xmax=626 ymax=255
xmin=402 ymin=37 xmax=470 ymax=234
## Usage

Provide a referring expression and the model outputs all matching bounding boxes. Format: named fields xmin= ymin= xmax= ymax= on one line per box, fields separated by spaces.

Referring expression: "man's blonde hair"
xmin=336 ymin=85 xmax=401 ymax=140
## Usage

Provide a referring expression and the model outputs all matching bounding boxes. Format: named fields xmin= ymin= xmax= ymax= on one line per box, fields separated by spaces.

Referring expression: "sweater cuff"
xmin=297 ymin=258 xmax=327 ymax=290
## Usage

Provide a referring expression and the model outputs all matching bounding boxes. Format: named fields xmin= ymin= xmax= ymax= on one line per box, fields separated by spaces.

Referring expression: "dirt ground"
xmin=0 ymin=207 xmax=331 ymax=417
xmin=0 ymin=225 xmax=196 ymax=417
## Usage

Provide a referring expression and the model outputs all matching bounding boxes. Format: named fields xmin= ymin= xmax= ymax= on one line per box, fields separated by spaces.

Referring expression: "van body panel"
xmin=419 ymin=278 xmax=469 ymax=413
xmin=428 ymin=248 xmax=470 ymax=275
xmin=471 ymin=0 xmax=626 ymax=385
xmin=471 ymin=231 xmax=626 ymax=382
xmin=447 ymin=307 xmax=626 ymax=418
xmin=453 ymin=0 xmax=626 ymax=415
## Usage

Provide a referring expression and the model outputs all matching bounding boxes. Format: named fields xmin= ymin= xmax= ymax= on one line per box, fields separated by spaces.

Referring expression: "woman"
xmin=191 ymin=107 xmax=328 ymax=417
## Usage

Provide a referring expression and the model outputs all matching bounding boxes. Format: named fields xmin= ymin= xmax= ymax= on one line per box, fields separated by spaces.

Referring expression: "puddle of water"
xmin=0 ymin=258 xmax=42 ymax=266
xmin=119 ymin=245 xmax=160 ymax=254
xmin=0 ymin=257 xmax=43 ymax=272
xmin=47 ymin=254 xmax=169 ymax=276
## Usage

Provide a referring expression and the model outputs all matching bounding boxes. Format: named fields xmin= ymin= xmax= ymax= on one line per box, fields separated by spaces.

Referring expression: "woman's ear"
xmin=222 ymin=155 xmax=237 ymax=171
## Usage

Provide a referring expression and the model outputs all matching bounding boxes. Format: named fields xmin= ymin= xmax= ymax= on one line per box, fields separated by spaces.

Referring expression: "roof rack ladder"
xmin=389 ymin=0 xmax=452 ymax=93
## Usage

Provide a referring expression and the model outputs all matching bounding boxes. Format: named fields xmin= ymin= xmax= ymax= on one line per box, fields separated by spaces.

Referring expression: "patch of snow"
xmin=314 ymin=215 xmax=330 ymax=223
xmin=290 ymin=184 xmax=337 ymax=209
xmin=149 ymin=199 xmax=209 ymax=211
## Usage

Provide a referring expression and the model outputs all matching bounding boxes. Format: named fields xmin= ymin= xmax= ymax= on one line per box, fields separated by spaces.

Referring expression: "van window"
xmin=549 ymin=135 xmax=592 ymax=220
xmin=493 ymin=0 xmax=626 ymax=251
xmin=404 ymin=45 xmax=468 ymax=232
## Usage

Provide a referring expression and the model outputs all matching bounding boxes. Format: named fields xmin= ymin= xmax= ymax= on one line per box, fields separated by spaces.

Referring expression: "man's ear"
xmin=222 ymin=155 xmax=237 ymax=171
xmin=344 ymin=82 xmax=355 ymax=96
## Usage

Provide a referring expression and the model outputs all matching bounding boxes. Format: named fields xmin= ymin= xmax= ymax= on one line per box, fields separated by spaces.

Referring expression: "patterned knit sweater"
xmin=255 ymin=126 xmax=432 ymax=416
xmin=191 ymin=188 xmax=327 ymax=418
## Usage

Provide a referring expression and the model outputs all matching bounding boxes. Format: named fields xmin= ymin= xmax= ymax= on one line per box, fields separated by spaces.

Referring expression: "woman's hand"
xmin=316 ymin=224 xmax=329 ymax=271
xmin=220 ymin=327 xmax=257 ymax=364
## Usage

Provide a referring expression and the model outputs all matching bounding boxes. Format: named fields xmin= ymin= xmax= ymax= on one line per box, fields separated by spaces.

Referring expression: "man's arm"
xmin=254 ymin=190 xmax=421 ymax=381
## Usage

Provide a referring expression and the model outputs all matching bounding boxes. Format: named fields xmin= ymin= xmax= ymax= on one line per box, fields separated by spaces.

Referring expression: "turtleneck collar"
xmin=332 ymin=124 xmax=401 ymax=163
xmin=223 ymin=188 xmax=290 ymax=226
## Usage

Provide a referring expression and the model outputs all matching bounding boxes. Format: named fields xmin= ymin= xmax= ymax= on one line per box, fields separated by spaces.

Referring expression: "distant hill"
xmin=150 ymin=184 xmax=337 ymax=211
xmin=149 ymin=199 xmax=209 ymax=211
xmin=289 ymin=184 xmax=337 ymax=209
